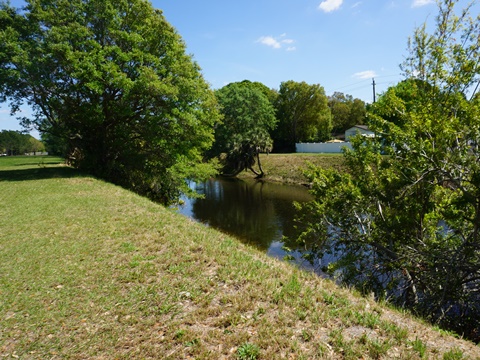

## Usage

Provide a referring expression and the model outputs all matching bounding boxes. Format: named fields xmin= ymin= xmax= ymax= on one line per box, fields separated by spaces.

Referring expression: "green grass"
xmin=1 ymin=157 xmax=479 ymax=358
xmin=0 ymin=154 xmax=64 ymax=168
xmin=237 ymin=342 xmax=260 ymax=359
xmin=239 ymin=153 xmax=347 ymax=185
xmin=0 ymin=155 xmax=73 ymax=181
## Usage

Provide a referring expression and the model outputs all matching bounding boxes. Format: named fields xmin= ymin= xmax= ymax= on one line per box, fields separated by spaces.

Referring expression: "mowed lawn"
xmin=1 ymin=156 xmax=479 ymax=359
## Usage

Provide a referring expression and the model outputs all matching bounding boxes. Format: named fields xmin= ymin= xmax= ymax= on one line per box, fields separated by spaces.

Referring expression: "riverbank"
xmin=1 ymin=156 xmax=479 ymax=358
xmin=238 ymin=153 xmax=346 ymax=185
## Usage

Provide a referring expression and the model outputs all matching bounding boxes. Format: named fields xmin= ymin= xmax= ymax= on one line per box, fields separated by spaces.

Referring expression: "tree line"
xmin=0 ymin=130 xmax=45 ymax=155
xmin=1 ymin=0 xmax=479 ymax=340
xmin=209 ymin=80 xmax=366 ymax=177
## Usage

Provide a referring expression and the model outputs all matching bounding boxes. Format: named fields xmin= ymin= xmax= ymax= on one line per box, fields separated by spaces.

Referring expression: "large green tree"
xmin=273 ymin=80 xmax=332 ymax=152
xmin=295 ymin=0 xmax=480 ymax=340
xmin=40 ymin=131 xmax=67 ymax=156
xmin=0 ymin=0 xmax=220 ymax=204
xmin=212 ymin=81 xmax=277 ymax=178
xmin=328 ymin=92 xmax=366 ymax=135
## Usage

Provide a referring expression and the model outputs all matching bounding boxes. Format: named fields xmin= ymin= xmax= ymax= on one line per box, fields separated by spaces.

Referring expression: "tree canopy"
xmin=295 ymin=0 xmax=480 ymax=340
xmin=0 ymin=0 xmax=220 ymax=204
xmin=212 ymin=81 xmax=277 ymax=178
xmin=273 ymin=81 xmax=332 ymax=152
xmin=0 ymin=130 xmax=45 ymax=155
xmin=328 ymin=92 xmax=366 ymax=135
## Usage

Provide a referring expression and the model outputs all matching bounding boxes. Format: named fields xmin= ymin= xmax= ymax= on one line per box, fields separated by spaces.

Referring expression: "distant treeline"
xmin=0 ymin=130 xmax=45 ymax=155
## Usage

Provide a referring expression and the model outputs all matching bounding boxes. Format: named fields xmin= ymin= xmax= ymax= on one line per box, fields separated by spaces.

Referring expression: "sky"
xmin=0 ymin=0 xmax=473 ymax=137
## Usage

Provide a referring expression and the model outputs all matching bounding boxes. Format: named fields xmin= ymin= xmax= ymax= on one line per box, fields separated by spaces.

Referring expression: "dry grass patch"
xmin=238 ymin=153 xmax=346 ymax=185
xmin=1 ymin=158 xmax=479 ymax=359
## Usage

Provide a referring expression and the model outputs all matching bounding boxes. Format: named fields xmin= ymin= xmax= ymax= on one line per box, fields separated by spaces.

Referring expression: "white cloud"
xmin=318 ymin=0 xmax=343 ymax=13
xmin=256 ymin=34 xmax=296 ymax=51
xmin=412 ymin=0 xmax=434 ymax=7
xmin=257 ymin=36 xmax=281 ymax=49
xmin=353 ymin=70 xmax=377 ymax=79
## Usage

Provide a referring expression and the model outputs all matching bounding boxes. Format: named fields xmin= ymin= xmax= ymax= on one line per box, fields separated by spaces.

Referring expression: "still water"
xmin=176 ymin=177 xmax=315 ymax=268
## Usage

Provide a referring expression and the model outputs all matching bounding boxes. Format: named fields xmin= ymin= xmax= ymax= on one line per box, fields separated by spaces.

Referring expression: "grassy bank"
xmin=1 ymin=156 xmax=479 ymax=359
xmin=239 ymin=153 xmax=346 ymax=185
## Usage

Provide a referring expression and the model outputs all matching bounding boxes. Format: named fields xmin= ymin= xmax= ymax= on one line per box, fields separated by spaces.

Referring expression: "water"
xmin=176 ymin=177 xmax=314 ymax=267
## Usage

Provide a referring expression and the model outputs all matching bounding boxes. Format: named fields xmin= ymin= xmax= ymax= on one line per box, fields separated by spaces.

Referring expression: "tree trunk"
xmin=403 ymin=269 xmax=419 ymax=307
xmin=252 ymin=151 xmax=265 ymax=179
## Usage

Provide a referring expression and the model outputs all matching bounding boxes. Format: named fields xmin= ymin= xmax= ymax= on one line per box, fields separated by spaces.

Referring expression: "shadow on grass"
xmin=0 ymin=166 xmax=85 ymax=182
xmin=9 ymin=160 xmax=66 ymax=167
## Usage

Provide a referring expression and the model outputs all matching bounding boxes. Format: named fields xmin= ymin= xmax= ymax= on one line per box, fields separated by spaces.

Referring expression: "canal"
xmin=176 ymin=177 xmax=317 ymax=269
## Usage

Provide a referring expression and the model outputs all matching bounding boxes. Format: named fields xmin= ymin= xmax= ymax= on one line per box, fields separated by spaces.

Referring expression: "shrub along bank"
xmin=1 ymin=156 xmax=479 ymax=358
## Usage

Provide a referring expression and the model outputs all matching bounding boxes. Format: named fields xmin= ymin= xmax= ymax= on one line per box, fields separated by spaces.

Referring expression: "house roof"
xmin=352 ymin=125 xmax=369 ymax=131
xmin=345 ymin=125 xmax=374 ymax=138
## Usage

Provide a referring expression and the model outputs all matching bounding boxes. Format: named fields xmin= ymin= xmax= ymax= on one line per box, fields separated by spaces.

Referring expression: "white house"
xmin=344 ymin=125 xmax=374 ymax=141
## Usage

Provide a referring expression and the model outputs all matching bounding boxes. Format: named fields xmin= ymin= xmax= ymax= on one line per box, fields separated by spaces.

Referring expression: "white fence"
xmin=296 ymin=142 xmax=352 ymax=153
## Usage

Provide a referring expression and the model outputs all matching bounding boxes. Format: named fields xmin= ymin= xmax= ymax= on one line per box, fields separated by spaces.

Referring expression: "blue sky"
xmin=0 ymin=0 xmax=471 ymax=137
xmin=158 ymin=0 xmax=440 ymax=99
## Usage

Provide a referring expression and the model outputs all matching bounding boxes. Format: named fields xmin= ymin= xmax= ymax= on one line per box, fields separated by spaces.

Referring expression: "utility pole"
xmin=372 ymin=78 xmax=376 ymax=103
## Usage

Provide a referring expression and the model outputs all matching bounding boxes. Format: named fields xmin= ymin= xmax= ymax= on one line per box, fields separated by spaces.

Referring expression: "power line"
xmin=334 ymin=78 xmax=372 ymax=91
xmin=332 ymin=73 xmax=401 ymax=93
xmin=334 ymin=83 xmax=372 ymax=92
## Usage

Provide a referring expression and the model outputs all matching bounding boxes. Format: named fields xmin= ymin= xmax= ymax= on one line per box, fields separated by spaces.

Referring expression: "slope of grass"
xmin=239 ymin=153 xmax=346 ymax=185
xmin=1 ymin=156 xmax=479 ymax=359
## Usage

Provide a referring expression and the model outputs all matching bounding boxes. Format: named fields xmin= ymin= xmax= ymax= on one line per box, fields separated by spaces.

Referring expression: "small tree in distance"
xmin=211 ymin=81 xmax=277 ymax=178
xmin=273 ymin=80 xmax=332 ymax=152
xmin=328 ymin=92 xmax=366 ymax=135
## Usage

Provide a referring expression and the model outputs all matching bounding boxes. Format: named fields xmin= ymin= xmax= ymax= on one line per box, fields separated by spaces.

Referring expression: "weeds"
xmin=411 ymin=337 xmax=427 ymax=358
xmin=236 ymin=342 xmax=260 ymax=360
xmin=354 ymin=311 xmax=380 ymax=329
xmin=1 ymin=157 xmax=479 ymax=359
xmin=443 ymin=348 xmax=465 ymax=360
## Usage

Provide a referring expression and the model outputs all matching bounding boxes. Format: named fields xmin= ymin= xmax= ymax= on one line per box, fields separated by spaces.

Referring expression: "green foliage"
xmin=411 ymin=337 xmax=427 ymax=358
xmin=0 ymin=0 xmax=220 ymax=204
xmin=0 ymin=130 xmax=44 ymax=155
xmin=240 ymin=79 xmax=278 ymax=105
xmin=295 ymin=0 xmax=480 ymax=341
xmin=236 ymin=342 xmax=260 ymax=360
xmin=328 ymin=92 xmax=367 ymax=134
xmin=273 ymin=80 xmax=332 ymax=152
xmin=40 ymin=131 xmax=67 ymax=156
xmin=442 ymin=348 xmax=465 ymax=360
xmin=213 ymin=81 xmax=277 ymax=177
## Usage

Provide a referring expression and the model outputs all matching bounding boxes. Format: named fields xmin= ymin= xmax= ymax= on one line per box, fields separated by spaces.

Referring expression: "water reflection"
xmin=176 ymin=177 xmax=313 ymax=262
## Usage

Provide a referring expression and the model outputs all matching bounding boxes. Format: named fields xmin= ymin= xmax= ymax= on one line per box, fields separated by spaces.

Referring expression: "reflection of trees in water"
xmin=190 ymin=178 xmax=310 ymax=251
